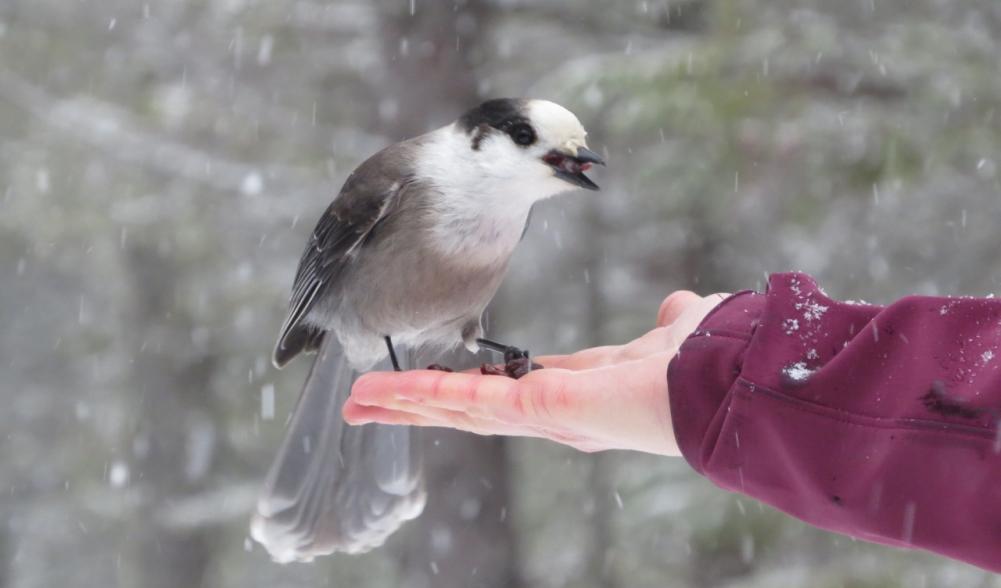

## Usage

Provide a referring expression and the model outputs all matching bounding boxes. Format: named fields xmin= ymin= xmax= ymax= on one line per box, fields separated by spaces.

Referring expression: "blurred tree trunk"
xmin=0 ymin=529 xmax=7 ymax=588
xmin=119 ymin=245 xmax=218 ymax=588
xmin=375 ymin=0 xmax=488 ymax=136
xmin=581 ymin=182 xmax=620 ymax=588
xmin=373 ymin=2 xmax=521 ymax=587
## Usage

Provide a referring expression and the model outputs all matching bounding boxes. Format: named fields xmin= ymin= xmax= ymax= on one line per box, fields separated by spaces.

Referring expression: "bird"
xmin=251 ymin=98 xmax=604 ymax=562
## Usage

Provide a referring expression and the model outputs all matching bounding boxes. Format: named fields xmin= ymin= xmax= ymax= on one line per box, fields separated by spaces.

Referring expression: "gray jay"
xmin=251 ymin=98 xmax=604 ymax=562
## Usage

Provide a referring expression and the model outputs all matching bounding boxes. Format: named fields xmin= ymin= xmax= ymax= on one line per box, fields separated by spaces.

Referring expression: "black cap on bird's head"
xmin=458 ymin=98 xmax=605 ymax=192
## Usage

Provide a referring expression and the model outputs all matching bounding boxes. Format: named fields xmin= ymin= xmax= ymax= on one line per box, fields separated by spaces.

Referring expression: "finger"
xmin=616 ymin=326 xmax=678 ymax=360
xmin=349 ymin=395 xmax=600 ymax=450
xmin=353 ymin=369 xmax=565 ymax=424
xmin=539 ymin=292 xmax=731 ymax=370
xmin=356 ymin=359 xmax=657 ymax=430
xmin=343 ymin=399 xmax=440 ymax=427
xmin=345 ymin=397 xmax=485 ymax=431
xmin=668 ymin=292 xmax=731 ymax=337
xmin=352 ymin=371 xmax=515 ymax=416
xmin=657 ymin=291 xmax=701 ymax=327
xmin=533 ymin=345 xmax=623 ymax=370
xmin=438 ymin=352 xmax=598 ymax=373
xmin=344 ymin=396 xmax=547 ymax=439
xmin=350 ymin=394 xmax=491 ymax=433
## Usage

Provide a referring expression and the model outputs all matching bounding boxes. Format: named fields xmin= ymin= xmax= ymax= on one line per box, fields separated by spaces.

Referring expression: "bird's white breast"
xmin=415 ymin=125 xmax=566 ymax=267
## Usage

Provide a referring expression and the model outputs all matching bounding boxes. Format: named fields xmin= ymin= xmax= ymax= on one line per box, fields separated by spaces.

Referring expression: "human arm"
xmin=668 ymin=273 xmax=1001 ymax=573
xmin=346 ymin=272 xmax=1001 ymax=573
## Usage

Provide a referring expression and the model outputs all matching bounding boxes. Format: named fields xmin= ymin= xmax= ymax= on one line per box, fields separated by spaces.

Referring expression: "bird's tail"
xmin=251 ymin=336 xmax=426 ymax=562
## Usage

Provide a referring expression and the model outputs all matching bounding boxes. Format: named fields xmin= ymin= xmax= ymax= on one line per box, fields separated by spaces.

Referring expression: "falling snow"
xmin=261 ymin=383 xmax=275 ymax=420
xmin=241 ymin=171 xmax=263 ymax=195
xmin=6 ymin=0 xmax=1000 ymax=584
xmin=109 ymin=461 xmax=130 ymax=488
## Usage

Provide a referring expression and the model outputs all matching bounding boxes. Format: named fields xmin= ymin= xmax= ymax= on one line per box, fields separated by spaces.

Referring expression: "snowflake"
xmin=798 ymin=301 xmax=829 ymax=322
xmin=782 ymin=362 xmax=815 ymax=383
xmin=782 ymin=318 xmax=800 ymax=334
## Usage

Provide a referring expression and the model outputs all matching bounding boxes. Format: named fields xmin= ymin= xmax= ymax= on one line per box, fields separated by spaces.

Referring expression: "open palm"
xmin=344 ymin=291 xmax=728 ymax=455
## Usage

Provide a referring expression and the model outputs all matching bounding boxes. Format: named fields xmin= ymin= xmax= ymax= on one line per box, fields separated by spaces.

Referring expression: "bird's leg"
xmin=476 ymin=337 xmax=543 ymax=379
xmin=426 ymin=364 xmax=454 ymax=373
xmin=384 ymin=335 xmax=453 ymax=372
xmin=476 ymin=338 xmax=529 ymax=363
xmin=384 ymin=336 xmax=402 ymax=372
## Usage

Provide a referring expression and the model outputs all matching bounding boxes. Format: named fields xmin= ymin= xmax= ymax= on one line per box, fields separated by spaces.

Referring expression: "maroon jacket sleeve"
xmin=668 ymin=272 xmax=1001 ymax=573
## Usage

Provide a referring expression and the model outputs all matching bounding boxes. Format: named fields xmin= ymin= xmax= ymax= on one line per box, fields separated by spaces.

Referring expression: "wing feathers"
xmin=272 ymin=148 xmax=416 ymax=367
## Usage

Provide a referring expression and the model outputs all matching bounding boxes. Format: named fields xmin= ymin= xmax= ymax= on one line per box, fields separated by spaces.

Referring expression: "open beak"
xmin=544 ymin=146 xmax=606 ymax=191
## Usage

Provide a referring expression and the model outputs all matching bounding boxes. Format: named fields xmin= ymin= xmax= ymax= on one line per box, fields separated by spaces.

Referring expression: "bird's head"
xmin=456 ymin=98 xmax=605 ymax=196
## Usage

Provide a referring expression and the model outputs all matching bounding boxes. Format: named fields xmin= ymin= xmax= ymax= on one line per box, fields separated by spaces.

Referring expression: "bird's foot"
xmin=499 ymin=345 xmax=543 ymax=378
xmin=479 ymin=363 xmax=507 ymax=377
xmin=426 ymin=364 xmax=455 ymax=373
xmin=474 ymin=339 xmax=543 ymax=378
xmin=480 ymin=356 xmax=543 ymax=379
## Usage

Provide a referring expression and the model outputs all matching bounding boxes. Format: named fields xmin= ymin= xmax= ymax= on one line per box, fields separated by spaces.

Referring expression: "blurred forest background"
xmin=2 ymin=0 xmax=1001 ymax=586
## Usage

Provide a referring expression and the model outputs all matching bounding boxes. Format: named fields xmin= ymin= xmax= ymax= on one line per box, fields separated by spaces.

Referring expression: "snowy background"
xmin=2 ymin=0 xmax=1001 ymax=586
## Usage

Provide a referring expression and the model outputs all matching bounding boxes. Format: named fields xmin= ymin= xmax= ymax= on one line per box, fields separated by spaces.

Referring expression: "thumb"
xmin=657 ymin=291 xmax=701 ymax=327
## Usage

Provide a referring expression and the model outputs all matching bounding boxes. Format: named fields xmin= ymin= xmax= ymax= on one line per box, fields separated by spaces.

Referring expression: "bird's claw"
xmin=479 ymin=363 xmax=508 ymax=377
xmin=480 ymin=356 xmax=544 ymax=379
xmin=505 ymin=356 xmax=544 ymax=379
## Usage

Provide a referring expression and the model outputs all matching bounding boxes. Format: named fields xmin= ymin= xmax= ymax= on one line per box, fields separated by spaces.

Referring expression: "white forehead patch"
xmin=526 ymin=100 xmax=587 ymax=149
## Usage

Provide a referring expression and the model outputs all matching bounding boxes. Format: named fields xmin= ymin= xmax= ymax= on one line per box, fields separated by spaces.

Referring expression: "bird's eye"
xmin=509 ymin=123 xmax=536 ymax=147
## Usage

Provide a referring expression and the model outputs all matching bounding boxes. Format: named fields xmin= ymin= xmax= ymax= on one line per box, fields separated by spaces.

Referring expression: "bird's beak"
xmin=543 ymin=145 xmax=606 ymax=191
xmin=574 ymin=146 xmax=606 ymax=166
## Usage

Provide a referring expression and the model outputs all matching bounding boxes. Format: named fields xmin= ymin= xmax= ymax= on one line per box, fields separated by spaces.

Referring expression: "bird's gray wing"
xmin=251 ymin=336 xmax=426 ymax=561
xmin=273 ymin=149 xmax=413 ymax=368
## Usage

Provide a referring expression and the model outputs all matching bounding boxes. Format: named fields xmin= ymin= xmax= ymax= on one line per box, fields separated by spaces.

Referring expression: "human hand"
xmin=344 ymin=291 xmax=730 ymax=455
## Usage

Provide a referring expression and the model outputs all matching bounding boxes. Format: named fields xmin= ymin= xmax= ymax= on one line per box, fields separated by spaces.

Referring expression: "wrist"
xmin=666 ymin=291 xmax=765 ymax=472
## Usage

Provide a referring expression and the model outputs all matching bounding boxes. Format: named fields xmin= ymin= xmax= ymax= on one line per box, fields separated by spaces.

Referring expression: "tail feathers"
xmin=272 ymin=325 xmax=325 ymax=369
xmin=251 ymin=337 xmax=426 ymax=562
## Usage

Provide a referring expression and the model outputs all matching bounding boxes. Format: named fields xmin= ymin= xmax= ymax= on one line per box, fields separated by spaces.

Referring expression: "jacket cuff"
xmin=667 ymin=291 xmax=764 ymax=474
